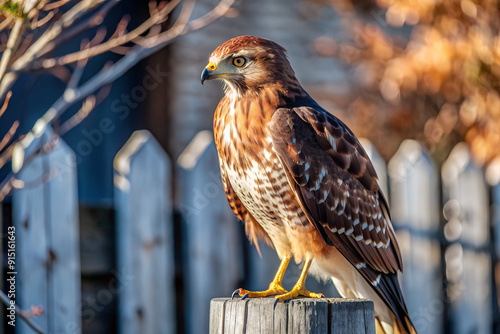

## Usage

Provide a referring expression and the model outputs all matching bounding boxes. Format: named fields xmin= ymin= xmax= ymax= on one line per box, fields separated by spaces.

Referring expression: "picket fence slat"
xmin=360 ymin=138 xmax=388 ymax=197
xmin=12 ymin=128 xmax=81 ymax=334
xmin=388 ymin=139 xmax=442 ymax=334
xmin=114 ymin=130 xmax=175 ymax=334
xmin=442 ymin=142 xmax=492 ymax=334
xmin=8 ymin=125 xmax=500 ymax=334
xmin=493 ymin=178 xmax=500 ymax=265
xmin=177 ymin=131 xmax=243 ymax=334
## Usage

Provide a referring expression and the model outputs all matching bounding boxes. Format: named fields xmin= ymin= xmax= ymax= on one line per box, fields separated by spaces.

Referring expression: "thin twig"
xmin=23 ymin=0 xmax=45 ymax=15
xmin=0 ymin=0 xmax=235 ymax=199
xmin=40 ymin=0 xmax=120 ymax=55
xmin=172 ymin=0 xmax=196 ymax=33
xmin=0 ymin=0 xmax=109 ymax=99
xmin=31 ymin=9 xmax=55 ymax=29
xmin=0 ymin=120 xmax=19 ymax=151
xmin=0 ymin=90 xmax=12 ymax=117
xmin=0 ymin=144 xmax=14 ymax=170
xmin=66 ymin=60 xmax=86 ymax=90
xmin=57 ymin=95 xmax=96 ymax=135
xmin=12 ymin=33 xmax=34 ymax=63
xmin=0 ymin=289 xmax=45 ymax=334
xmin=42 ymin=0 xmax=71 ymax=11
xmin=0 ymin=19 xmax=25 ymax=81
xmin=141 ymin=0 xmax=233 ymax=48
xmin=0 ymin=16 xmax=14 ymax=32
xmin=25 ymin=0 xmax=182 ymax=72
xmin=109 ymin=15 xmax=130 ymax=40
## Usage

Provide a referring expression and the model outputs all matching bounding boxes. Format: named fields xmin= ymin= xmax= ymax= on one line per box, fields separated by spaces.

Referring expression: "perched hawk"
xmin=201 ymin=36 xmax=416 ymax=334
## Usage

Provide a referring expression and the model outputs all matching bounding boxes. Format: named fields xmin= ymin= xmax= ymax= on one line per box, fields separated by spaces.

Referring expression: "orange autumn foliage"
xmin=317 ymin=0 xmax=500 ymax=165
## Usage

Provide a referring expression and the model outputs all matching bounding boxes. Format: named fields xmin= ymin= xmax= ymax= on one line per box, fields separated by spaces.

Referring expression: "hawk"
xmin=201 ymin=36 xmax=416 ymax=334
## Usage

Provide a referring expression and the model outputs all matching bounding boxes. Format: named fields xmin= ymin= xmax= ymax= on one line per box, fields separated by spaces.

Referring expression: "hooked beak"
xmin=201 ymin=67 xmax=210 ymax=85
xmin=201 ymin=61 xmax=217 ymax=85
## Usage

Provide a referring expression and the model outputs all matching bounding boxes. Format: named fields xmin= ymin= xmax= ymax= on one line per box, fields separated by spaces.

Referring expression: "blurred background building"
xmin=1 ymin=0 xmax=500 ymax=333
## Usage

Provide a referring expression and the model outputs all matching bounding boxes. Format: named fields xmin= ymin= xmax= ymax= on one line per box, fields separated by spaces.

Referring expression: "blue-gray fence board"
xmin=177 ymin=131 xmax=243 ymax=334
xmin=359 ymin=138 xmax=388 ymax=197
xmin=442 ymin=143 xmax=492 ymax=334
xmin=8 ymin=126 xmax=500 ymax=334
xmin=114 ymin=130 xmax=175 ymax=334
xmin=12 ymin=129 xmax=81 ymax=334
xmin=494 ymin=180 xmax=500 ymax=260
xmin=247 ymin=241 xmax=281 ymax=292
xmin=388 ymin=140 xmax=442 ymax=334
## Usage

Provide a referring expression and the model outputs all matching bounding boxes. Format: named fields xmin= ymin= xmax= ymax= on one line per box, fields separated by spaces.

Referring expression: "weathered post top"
xmin=210 ymin=297 xmax=375 ymax=334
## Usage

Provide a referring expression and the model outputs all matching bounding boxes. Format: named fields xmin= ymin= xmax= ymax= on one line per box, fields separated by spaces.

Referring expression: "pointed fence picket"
xmin=6 ymin=127 xmax=500 ymax=334
xmin=360 ymin=138 xmax=388 ymax=197
xmin=442 ymin=143 xmax=492 ymax=334
xmin=176 ymin=131 xmax=243 ymax=334
xmin=388 ymin=140 xmax=442 ymax=334
xmin=12 ymin=129 xmax=81 ymax=334
xmin=493 ymin=168 xmax=500 ymax=267
xmin=114 ymin=130 xmax=176 ymax=334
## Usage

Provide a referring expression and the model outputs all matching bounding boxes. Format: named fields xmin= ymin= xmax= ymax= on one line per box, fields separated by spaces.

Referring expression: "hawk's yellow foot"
xmin=235 ymin=282 xmax=288 ymax=299
xmin=233 ymin=254 xmax=291 ymax=299
xmin=274 ymin=257 xmax=324 ymax=306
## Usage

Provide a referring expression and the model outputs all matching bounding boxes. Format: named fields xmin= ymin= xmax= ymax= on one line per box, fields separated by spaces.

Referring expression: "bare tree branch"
xmin=45 ymin=0 xmax=120 ymax=53
xmin=0 ymin=19 xmax=24 ymax=81
xmin=23 ymin=0 xmax=181 ymax=72
xmin=0 ymin=120 xmax=19 ymax=151
xmin=0 ymin=4 xmax=238 ymax=327
xmin=31 ymin=9 xmax=55 ymax=29
xmin=0 ymin=0 xmax=109 ymax=98
xmin=0 ymin=16 xmax=14 ymax=32
xmin=42 ymin=0 xmax=71 ymax=11
xmin=57 ymin=95 xmax=96 ymax=135
xmin=0 ymin=90 xmax=12 ymax=117
xmin=0 ymin=0 xmax=235 ymax=203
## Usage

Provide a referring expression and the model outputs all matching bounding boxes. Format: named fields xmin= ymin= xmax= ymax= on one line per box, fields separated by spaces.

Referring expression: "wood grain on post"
xmin=209 ymin=297 xmax=375 ymax=334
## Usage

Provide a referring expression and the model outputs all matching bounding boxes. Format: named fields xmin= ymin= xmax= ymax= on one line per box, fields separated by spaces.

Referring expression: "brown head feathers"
xmin=208 ymin=36 xmax=302 ymax=99
xmin=211 ymin=35 xmax=287 ymax=59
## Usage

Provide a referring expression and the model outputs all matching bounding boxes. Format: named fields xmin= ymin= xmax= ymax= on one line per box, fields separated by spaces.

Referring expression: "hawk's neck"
xmin=213 ymin=87 xmax=282 ymax=164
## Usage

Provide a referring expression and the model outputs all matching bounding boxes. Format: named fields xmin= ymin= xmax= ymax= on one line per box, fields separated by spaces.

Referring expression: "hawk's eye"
xmin=233 ymin=57 xmax=246 ymax=67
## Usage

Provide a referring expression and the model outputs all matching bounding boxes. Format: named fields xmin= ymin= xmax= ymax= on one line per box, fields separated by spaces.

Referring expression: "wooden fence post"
xmin=441 ymin=143 xmax=492 ymax=334
xmin=177 ymin=131 xmax=243 ymax=334
xmin=114 ymin=130 xmax=175 ymax=334
xmin=209 ymin=298 xmax=375 ymax=334
xmin=387 ymin=139 xmax=442 ymax=334
xmin=12 ymin=128 xmax=81 ymax=333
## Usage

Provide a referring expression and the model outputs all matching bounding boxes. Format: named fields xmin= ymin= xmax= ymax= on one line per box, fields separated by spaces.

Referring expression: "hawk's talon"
xmin=231 ymin=289 xmax=241 ymax=299
xmin=274 ymin=285 xmax=324 ymax=304
xmin=273 ymin=298 xmax=279 ymax=309
xmin=235 ymin=284 xmax=288 ymax=299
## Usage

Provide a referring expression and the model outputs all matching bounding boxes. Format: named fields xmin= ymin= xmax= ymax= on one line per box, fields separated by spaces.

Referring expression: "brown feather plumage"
xmin=205 ymin=36 xmax=417 ymax=334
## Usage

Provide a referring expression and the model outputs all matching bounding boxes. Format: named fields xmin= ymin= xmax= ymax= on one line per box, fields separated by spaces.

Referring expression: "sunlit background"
xmin=1 ymin=0 xmax=500 ymax=333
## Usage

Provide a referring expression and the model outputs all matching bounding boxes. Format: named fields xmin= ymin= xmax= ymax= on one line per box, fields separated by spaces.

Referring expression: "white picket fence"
xmin=9 ymin=128 xmax=499 ymax=334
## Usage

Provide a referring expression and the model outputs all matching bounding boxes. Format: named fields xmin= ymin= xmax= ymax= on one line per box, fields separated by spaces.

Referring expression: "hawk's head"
xmin=201 ymin=36 xmax=298 ymax=98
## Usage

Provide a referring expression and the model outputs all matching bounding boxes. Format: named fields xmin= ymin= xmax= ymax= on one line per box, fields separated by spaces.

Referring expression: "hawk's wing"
xmin=270 ymin=102 xmax=407 ymax=318
xmin=220 ymin=165 xmax=272 ymax=256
